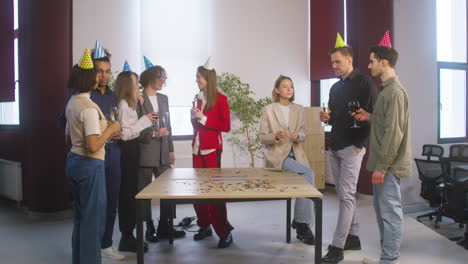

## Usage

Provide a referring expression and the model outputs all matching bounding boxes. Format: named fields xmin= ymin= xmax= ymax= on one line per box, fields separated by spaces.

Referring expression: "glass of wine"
xmin=322 ymin=102 xmax=331 ymax=126
xmin=348 ymin=101 xmax=360 ymax=128
xmin=109 ymin=106 xmax=119 ymax=123
xmin=281 ymin=126 xmax=290 ymax=141
xmin=152 ymin=112 xmax=160 ymax=137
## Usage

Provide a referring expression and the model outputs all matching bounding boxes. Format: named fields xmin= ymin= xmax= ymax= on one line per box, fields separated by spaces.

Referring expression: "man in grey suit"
xmin=137 ymin=65 xmax=185 ymax=242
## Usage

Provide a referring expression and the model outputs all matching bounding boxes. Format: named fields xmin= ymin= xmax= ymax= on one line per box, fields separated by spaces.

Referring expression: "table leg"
xmin=168 ymin=199 xmax=174 ymax=245
xmin=287 ymin=198 xmax=291 ymax=243
xmin=314 ymin=198 xmax=322 ymax=264
xmin=137 ymin=199 xmax=145 ymax=264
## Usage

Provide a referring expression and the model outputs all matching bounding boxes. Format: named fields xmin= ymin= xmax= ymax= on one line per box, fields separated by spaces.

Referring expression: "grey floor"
xmin=1 ymin=191 xmax=467 ymax=264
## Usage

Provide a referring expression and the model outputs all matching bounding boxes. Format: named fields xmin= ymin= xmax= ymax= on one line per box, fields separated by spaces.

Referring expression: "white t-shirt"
xmin=65 ymin=93 xmax=101 ymax=137
xmin=148 ymin=95 xmax=158 ymax=113
xmin=279 ymin=104 xmax=290 ymax=127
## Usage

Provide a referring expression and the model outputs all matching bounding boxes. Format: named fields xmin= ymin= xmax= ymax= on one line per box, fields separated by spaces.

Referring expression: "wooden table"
xmin=135 ymin=168 xmax=324 ymax=264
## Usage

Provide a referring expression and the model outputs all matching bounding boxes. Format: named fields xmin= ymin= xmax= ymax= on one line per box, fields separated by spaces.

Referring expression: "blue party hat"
xmin=93 ymin=40 xmax=106 ymax=59
xmin=143 ymin=56 xmax=154 ymax=69
xmin=122 ymin=60 xmax=132 ymax=72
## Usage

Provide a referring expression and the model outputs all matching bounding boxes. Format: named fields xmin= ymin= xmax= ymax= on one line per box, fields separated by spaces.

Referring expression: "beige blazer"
xmin=259 ymin=102 xmax=310 ymax=171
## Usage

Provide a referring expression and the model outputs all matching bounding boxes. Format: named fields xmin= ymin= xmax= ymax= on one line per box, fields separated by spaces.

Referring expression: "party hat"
xmin=203 ymin=56 xmax=214 ymax=70
xmin=122 ymin=60 xmax=132 ymax=72
xmin=379 ymin=30 xmax=392 ymax=47
xmin=143 ymin=56 xmax=154 ymax=69
xmin=93 ymin=40 xmax=106 ymax=59
xmin=78 ymin=48 xmax=94 ymax=69
xmin=335 ymin=32 xmax=346 ymax=48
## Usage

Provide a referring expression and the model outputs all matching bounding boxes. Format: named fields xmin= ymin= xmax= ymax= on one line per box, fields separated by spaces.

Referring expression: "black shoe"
xmin=322 ymin=245 xmax=344 ymax=263
xmin=118 ymin=234 xmax=149 ymax=253
xmin=217 ymin=233 xmax=233 ymax=248
xmin=157 ymin=219 xmax=187 ymax=239
xmin=291 ymin=220 xmax=315 ymax=245
xmin=344 ymin=234 xmax=361 ymax=250
xmin=193 ymin=226 xmax=213 ymax=241
xmin=145 ymin=220 xmax=160 ymax=243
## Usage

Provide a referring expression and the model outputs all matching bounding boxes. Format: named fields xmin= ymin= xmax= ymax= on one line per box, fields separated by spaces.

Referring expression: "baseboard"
xmin=402 ymin=203 xmax=430 ymax=214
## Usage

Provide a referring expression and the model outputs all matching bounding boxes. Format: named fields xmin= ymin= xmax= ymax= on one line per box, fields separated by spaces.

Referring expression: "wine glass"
xmin=281 ymin=126 xmax=290 ymax=141
xmin=109 ymin=106 xmax=119 ymax=123
xmin=348 ymin=101 xmax=360 ymax=128
xmin=160 ymin=112 xmax=169 ymax=128
xmin=322 ymin=102 xmax=331 ymax=126
xmin=152 ymin=112 xmax=159 ymax=137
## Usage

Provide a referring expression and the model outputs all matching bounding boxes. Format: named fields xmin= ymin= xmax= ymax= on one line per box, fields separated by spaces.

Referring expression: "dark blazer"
xmin=137 ymin=91 xmax=174 ymax=167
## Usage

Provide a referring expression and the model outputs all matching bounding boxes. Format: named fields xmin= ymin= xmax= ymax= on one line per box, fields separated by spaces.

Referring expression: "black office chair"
xmin=414 ymin=158 xmax=444 ymax=227
xmin=449 ymin=144 xmax=468 ymax=162
xmin=422 ymin=144 xmax=444 ymax=160
xmin=442 ymin=167 xmax=468 ymax=249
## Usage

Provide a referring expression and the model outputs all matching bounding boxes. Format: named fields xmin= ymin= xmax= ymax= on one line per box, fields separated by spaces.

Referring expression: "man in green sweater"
xmin=353 ymin=45 xmax=411 ymax=264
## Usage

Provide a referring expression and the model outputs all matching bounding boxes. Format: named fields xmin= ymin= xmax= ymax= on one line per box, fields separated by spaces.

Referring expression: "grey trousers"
xmin=329 ymin=145 xmax=365 ymax=248
xmin=138 ymin=165 xmax=170 ymax=221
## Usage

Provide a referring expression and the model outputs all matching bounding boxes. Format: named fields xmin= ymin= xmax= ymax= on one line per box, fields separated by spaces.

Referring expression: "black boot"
xmin=322 ymin=245 xmax=344 ymax=263
xmin=145 ymin=220 xmax=160 ymax=243
xmin=156 ymin=219 xmax=186 ymax=239
xmin=118 ymin=233 xmax=149 ymax=253
xmin=193 ymin=226 xmax=213 ymax=241
xmin=292 ymin=220 xmax=315 ymax=245
xmin=217 ymin=233 xmax=233 ymax=248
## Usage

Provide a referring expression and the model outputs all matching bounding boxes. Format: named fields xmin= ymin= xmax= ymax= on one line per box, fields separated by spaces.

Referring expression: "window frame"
xmin=437 ymin=61 xmax=468 ymax=143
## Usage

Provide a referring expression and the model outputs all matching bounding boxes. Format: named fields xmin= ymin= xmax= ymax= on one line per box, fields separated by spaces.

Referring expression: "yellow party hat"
xmin=78 ymin=48 xmax=94 ymax=69
xmin=335 ymin=32 xmax=346 ymax=48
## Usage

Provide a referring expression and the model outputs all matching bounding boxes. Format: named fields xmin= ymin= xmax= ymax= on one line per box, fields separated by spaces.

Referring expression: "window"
xmin=437 ymin=0 xmax=468 ymax=143
xmin=0 ymin=0 xmax=20 ymax=125
xmin=141 ymin=0 xmax=211 ymax=137
xmin=319 ymin=0 xmax=346 ymax=133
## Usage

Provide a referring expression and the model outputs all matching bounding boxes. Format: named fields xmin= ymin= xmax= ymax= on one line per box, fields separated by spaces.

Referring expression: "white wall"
xmin=394 ymin=0 xmax=438 ymax=206
xmin=73 ymin=0 xmax=142 ymax=73
xmin=73 ymin=0 xmax=310 ymax=168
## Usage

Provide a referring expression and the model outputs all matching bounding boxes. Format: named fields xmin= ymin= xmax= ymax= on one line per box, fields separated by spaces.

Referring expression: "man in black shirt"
xmin=320 ymin=46 xmax=377 ymax=263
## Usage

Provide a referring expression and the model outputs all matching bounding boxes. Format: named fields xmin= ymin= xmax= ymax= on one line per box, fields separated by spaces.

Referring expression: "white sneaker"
xmin=102 ymin=246 xmax=125 ymax=261
xmin=362 ymin=257 xmax=399 ymax=264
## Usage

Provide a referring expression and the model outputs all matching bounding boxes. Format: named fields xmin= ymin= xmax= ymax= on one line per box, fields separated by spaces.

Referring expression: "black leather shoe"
xmin=292 ymin=220 xmax=315 ymax=245
xmin=217 ymin=233 xmax=233 ymax=248
xmin=145 ymin=220 xmax=160 ymax=243
xmin=157 ymin=220 xmax=187 ymax=239
xmin=327 ymin=234 xmax=362 ymax=251
xmin=118 ymin=234 xmax=149 ymax=253
xmin=193 ymin=226 xmax=213 ymax=241
xmin=344 ymin=234 xmax=361 ymax=250
xmin=322 ymin=245 xmax=344 ymax=263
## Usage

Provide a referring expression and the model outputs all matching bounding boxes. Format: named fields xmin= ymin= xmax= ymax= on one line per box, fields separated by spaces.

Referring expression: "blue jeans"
xmin=102 ymin=142 xmax=121 ymax=249
xmin=66 ymin=152 xmax=107 ymax=264
xmin=282 ymin=150 xmax=315 ymax=224
xmin=373 ymin=171 xmax=402 ymax=264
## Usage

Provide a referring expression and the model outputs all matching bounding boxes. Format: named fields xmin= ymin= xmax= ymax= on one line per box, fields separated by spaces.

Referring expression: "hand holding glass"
xmin=348 ymin=101 xmax=360 ymax=128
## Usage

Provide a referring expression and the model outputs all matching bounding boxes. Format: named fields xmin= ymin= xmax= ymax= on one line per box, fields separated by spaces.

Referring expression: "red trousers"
xmin=193 ymin=150 xmax=233 ymax=238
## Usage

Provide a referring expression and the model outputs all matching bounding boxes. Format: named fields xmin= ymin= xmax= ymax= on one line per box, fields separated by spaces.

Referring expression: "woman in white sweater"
xmin=115 ymin=71 xmax=156 ymax=252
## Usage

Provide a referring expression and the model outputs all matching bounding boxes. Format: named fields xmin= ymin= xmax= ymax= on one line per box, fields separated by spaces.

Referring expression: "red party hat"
xmin=379 ymin=30 xmax=392 ymax=47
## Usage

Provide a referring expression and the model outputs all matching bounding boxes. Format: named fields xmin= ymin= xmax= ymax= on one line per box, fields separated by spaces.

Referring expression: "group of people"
xmin=64 ymin=29 xmax=411 ymax=264
xmin=63 ymin=42 xmax=233 ymax=264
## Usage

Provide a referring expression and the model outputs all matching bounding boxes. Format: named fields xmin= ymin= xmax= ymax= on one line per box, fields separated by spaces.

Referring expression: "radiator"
xmin=0 ymin=159 xmax=22 ymax=202
xmin=174 ymin=156 xmax=192 ymax=168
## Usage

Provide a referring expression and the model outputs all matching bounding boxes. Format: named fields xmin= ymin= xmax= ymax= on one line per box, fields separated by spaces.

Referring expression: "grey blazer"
xmin=136 ymin=91 xmax=174 ymax=167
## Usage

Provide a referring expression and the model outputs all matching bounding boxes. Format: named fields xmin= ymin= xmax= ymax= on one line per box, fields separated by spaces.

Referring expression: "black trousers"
xmin=118 ymin=139 xmax=139 ymax=235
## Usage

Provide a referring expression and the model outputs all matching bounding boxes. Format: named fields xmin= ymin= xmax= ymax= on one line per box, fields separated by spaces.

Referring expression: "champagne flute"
xmin=348 ymin=101 xmax=360 ymax=128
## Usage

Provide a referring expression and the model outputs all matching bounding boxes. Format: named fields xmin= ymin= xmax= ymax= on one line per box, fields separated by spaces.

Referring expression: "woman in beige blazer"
xmin=259 ymin=75 xmax=316 ymax=245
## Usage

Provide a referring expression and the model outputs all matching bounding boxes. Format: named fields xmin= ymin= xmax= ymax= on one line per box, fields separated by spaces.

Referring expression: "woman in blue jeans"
xmin=65 ymin=48 xmax=121 ymax=264
xmin=259 ymin=75 xmax=316 ymax=245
